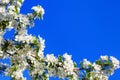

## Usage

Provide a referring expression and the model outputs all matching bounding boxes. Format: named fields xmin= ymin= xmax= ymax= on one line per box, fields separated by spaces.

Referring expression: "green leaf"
xmin=18 ymin=0 xmax=22 ymax=3
xmin=74 ymin=62 xmax=77 ymax=67
xmin=15 ymin=6 xmax=19 ymax=14
xmin=95 ymin=60 xmax=100 ymax=65
xmin=58 ymin=55 xmax=63 ymax=62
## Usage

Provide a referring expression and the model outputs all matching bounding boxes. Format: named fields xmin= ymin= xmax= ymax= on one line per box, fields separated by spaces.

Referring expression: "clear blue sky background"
xmin=1 ymin=0 xmax=120 ymax=80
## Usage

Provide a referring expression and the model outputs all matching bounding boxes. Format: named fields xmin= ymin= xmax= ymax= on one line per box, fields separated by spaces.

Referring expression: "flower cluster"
xmin=0 ymin=0 xmax=119 ymax=80
xmin=79 ymin=55 xmax=120 ymax=80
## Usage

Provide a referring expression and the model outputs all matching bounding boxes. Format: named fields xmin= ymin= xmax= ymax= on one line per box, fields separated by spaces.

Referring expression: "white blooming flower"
xmin=72 ymin=73 xmax=79 ymax=80
xmin=17 ymin=1 xmax=22 ymax=7
xmin=38 ymin=35 xmax=45 ymax=51
xmin=46 ymin=54 xmax=57 ymax=63
xmin=18 ymin=29 xmax=27 ymax=35
xmin=15 ymin=29 xmax=36 ymax=44
xmin=32 ymin=5 xmax=44 ymax=14
xmin=57 ymin=67 xmax=66 ymax=78
xmin=0 ymin=6 xmax=6 ymax=13
xmin=63 ymin=60 xmax=74 ymax=75
xmin=18 ymin=14 xmax=29 ymax=26
xmin=93 ymin=63 xmax=101 ymax=71
xmin=0 ymin=0 xmax=10 ymax=4
xmin=0 ymin=0 xmax=118 ymax=80
xmin=8 ymin=5 xmax=15 ymax=11
xmin=63 ymin=53 xmax=72 ymax=61
xmin=110 ymin=56 xmax=120 ymax=69
xmin=63 ymin=53 xmax=75 ymax=76
xmin=83 ymin=59 xmax=92 ymax=68
xmin=32 ymin=5 xmax=45 ymax=18
xmin=15 ymin=34 xmax=33 ymax=44
xmin=8 ymin=5 xmax=20 ymax=14
xmin=7 ymin=21 xmax=13 ymax=29
xmin=12 ymin=70 xmax=26 ymax=80
xmin=100 ymin=55 xmax=108 ymax=61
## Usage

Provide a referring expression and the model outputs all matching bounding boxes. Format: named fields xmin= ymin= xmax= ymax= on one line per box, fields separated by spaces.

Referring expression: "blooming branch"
xmin=0 ymin=0 xmax=119 ymax=80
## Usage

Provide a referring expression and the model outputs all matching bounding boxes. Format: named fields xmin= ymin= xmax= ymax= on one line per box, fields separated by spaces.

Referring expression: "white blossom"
xmin=83 ymin=59 xmax=92 ymax=68
xmin=46 ymin=54 xmax=57 ymax=63
xmin=100 ymin=55 xmax=108 ymax=61
xmin=0 ymin=6 xmax=6 ymax=13
xmin=15 ymin=34 xmax=33 ymax=43
xmin=32 ymin=5 xmax=44 ymax=14
xmin=63 ymin=53 xmax=72 ymax=61
xmin=0 ymin=0 xmax=118 ymax=80
xmin=63 ymin=53 xmax=74 ymax=75
xmin=12 ymin=70 xmax=26 ymax=80
xmin=93 ymin=63 xmax=101 ymax=71
xmin=7 ymin=20 xmax=17 ymax=29
xmin=0 ymin=0 xmax=10 ymax=4
xmin=17 ymin=1 xmax=22 ymax=7
xmin=38 ymin=35 xmax=45 ymax=51
xmin=32 ymin=5 xmax=45 ymax=18
xmin=110 ymin=56 xmax=120 ymax=69
xmin=18 ymin=14 xmax=29 ymax=26
xmin=8 ymin=5 xmax=15 ymax=11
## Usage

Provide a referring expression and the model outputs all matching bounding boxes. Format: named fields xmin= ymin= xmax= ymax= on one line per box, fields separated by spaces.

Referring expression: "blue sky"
xmin=1 ymin=0 xmax=120 ymax=80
